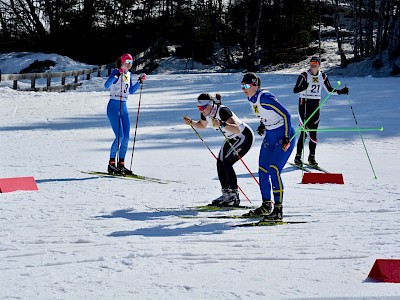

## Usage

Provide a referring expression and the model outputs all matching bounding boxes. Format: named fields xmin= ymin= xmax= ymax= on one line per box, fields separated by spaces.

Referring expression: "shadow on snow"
xmin=96 ymin=208 xmax=236 ymax=237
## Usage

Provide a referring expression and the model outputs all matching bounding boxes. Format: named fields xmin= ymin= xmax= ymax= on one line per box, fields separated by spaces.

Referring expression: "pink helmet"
xmin=120 ymin=53 xmax=133 ymax=64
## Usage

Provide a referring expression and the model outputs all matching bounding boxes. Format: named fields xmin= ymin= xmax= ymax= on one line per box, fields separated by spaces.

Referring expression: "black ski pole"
xmin=298 ymin=96 xmax=307 ymax=173
xmin=129 ymin=83 xmax=143 ymax=171
xmin=116 ymin=78 xmax=123 ymax=163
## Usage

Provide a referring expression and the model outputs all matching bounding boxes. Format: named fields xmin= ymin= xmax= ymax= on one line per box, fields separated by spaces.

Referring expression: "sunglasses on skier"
xmin=241 ymin=83 xmax=254 ymax=89
xmin=310 ymin=61 xmax=320 ymax=66
xmin=124 ymin=59 xmax=133 ymax=64
xmin=197 ymin=104 xmax=209 ymax=111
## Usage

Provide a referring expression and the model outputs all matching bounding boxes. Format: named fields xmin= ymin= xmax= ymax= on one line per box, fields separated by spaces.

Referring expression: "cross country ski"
xmin=304 ymin=163 xmax=330 ymax=173
xmin=82 ymin=171 xmax=179 ymax=184
xmin=287 ymin=162 xmax=330 ymax=173
xmin=232 ymin=220 xmax=315 ymax=227
xmin=178 ymin=213 xmax=311 ymax=219
xmin=146 ymin=204 xmax=254 ymax=212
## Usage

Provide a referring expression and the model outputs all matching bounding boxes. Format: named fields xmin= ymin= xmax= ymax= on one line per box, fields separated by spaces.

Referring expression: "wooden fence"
xmin=0 ymin=45 xmax=156 ymax=92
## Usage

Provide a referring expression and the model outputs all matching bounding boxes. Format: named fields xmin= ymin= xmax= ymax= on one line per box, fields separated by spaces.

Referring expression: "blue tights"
xmin=107 ymin=99 xmax=130 ymax=160
xmin=258 ymin=126 xmax=295 ymax=204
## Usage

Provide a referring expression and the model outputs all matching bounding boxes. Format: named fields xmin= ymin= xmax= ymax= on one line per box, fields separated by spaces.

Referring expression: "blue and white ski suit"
xmin=247 ymin=90 xmax=295 ymax=204
xmin=104 ymin=69 xmax=141 ymax=160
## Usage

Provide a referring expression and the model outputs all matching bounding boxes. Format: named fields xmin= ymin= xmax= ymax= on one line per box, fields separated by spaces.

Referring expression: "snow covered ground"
xmin=0 ymin=51 xmax=400 ymax=299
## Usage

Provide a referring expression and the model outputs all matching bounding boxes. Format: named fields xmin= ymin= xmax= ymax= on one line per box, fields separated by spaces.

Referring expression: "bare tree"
xmin=331 ymin=0 xmax=348 ymax=66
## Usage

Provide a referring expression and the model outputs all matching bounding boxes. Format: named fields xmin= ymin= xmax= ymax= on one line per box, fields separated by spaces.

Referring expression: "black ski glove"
xmin=337 ymin=87 xmax=349 ymax=95
xmin=300 ymin=81 xmax=309 ymax=92
xmin=256 ymin=123 xmax=266 ymax=136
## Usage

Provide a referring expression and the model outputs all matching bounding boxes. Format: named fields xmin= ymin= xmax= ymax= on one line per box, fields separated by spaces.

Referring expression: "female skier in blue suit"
xmin=241 ymin=72 xmax=295 ymax=221
xmin=104 ymin=53 xmax=146 ymax=174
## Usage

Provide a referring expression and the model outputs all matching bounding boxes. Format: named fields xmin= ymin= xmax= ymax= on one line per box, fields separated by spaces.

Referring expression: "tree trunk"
xmin=19 ymin=0 xmax=47 ymax=38
xmin=365 ymin=0 xmax=375 ymax=56
xmin=352 ymin=0 xmax=360 ymax=60
xmin=253 ymin=0 xmax=264 ymax=64
xmin=332 ymin=0 xmax=347 ymax=66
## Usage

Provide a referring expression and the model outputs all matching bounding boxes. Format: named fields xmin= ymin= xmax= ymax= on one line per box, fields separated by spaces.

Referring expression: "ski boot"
xmin=308 ymin=155 xmax=318 ymax=167
xmin=294 ymin=154 xmax=302 ymax=165
xmin=261 ymin=203 xmax=283 ymax=222
xmin=118 ymin=163 xmax=133 ymax=175
xmin=218 ymin=189 xmax=240 ymax=207
xmin=242 ymin=200 xmax=274 ymax=217
xmin=108 ymin=164 xmax=121 ymax=174
xmin=211 ymin=189 xmax=230 ymax=206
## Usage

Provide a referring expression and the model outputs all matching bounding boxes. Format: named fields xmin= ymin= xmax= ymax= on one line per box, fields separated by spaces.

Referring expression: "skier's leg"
xmin=118 ymin=102 xmax=130 ymax=160
xmin=107 ymin=100 xmax=123 ymax=160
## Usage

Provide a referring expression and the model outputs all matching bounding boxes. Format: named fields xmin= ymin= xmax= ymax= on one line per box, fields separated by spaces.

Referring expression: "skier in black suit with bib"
xmin=293 ymin=56 xmax=349 ymax=166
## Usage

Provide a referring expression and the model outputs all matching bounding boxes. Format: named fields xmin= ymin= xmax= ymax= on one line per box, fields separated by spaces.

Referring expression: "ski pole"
xmin=116 ymin=78 xmax=123 ymax=163
xmin=302 ymin=127 xmax=384 ymax=132
xmin=345 ymin=94 xmax=378 ymax=179
xmin=298 ymin=96 xmax=308 ymax=174
xmin=217 ymin=125 xmax=260 ymax=186
xmin=190 ymin=124 xmax=217 ymax=160
xmin=187 ymin=121 xmax=251 ymax=203
xmin=129 ymin=83 xmax=143 ymax=171
xmin=290 ymin=81 xmax=342 ymax=142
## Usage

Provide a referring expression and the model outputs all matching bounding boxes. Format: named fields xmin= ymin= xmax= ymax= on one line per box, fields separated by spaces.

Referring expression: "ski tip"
xmin=190 ymin=205 xmax=254 ymax=212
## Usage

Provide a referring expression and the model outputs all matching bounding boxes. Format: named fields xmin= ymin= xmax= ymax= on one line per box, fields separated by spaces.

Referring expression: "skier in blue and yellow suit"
xmin=241 ymin=72 xmax=295 ymax=222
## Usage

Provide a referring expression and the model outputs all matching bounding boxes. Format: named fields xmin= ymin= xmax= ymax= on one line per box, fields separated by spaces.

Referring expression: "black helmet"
xmin=241 ymin=72 xmax=259 ymax=86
